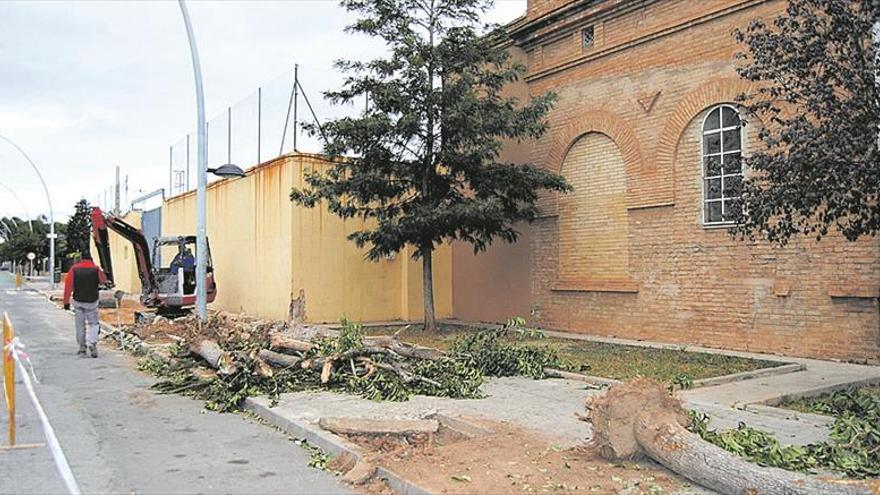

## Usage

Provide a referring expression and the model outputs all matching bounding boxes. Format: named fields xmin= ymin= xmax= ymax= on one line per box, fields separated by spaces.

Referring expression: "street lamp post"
xmin=177 ymin=0 xmax=208 ymax=320
xmin=0 ymin=135 xmax=55 ymax=288
xmin=0 ymin=181 xmax=34 ymax=232
xmin=177 ymin=0 xmax=246 ymax=321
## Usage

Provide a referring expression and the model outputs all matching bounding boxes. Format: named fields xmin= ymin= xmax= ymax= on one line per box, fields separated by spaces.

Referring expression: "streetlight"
xmin=0 ymin=180 xmax=34 ymax=232
xmin=208 ymin=164 xmax=246 ymax=178
xmin=0 ymin=134 xmax=56 ymax=288
xmin=178 ymin=1 xmax=246 ymax=320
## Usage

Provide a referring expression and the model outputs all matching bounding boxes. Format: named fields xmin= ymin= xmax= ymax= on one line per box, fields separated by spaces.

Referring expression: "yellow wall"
xmin=91 ymin=210 xmax=142 ymax=295
xmin=162 ymin=153 xmax=452 ymax=323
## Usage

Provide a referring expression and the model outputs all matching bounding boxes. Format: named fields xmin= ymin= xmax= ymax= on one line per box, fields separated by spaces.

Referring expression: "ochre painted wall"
xmin=161 ymin=154 xmax=452 ymax=323
xmin=91 ymin=210 xmax=142 ymax=295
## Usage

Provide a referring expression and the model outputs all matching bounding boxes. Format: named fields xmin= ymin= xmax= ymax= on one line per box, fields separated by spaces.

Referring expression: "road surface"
xmin=0 ymin=272 xmax=348 ymax=494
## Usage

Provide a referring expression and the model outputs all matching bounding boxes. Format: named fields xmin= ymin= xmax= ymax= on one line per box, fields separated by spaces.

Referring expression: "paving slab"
xmin=249 ymin=376 xmax=596 ymax=448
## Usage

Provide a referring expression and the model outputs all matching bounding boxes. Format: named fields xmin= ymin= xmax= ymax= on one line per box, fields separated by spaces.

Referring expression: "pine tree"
xmin=66 ymin=199 xmax=92 ymax=258
xmin=291 ymin=0 xmax=569 ymax=331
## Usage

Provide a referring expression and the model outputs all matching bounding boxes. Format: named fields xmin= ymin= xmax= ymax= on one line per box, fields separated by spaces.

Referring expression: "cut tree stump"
xmin=586 ymin=379 xmax=880 ymax=495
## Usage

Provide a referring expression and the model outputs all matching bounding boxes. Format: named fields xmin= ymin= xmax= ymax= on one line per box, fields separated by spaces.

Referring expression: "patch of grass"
xmin=693 ymin=385 xmax=880 ymax=478
xmin=364 ymin=323 xmax=780 ymax=382
xmin=779 ymin=385 xmax=880 ymax=415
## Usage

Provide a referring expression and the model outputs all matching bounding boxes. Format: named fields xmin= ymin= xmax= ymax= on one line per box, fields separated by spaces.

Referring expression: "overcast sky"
xmin=0 ymin=0 xmax=526 ymax=222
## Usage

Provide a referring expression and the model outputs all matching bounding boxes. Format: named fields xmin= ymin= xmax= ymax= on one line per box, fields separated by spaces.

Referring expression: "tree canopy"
xmin=734 ymin=0 xmax=880 ymax=244
xmin=66 ymin=198 xmax=92 ymax=259
xmin=291 ymin=0 xmax=569 ymax=330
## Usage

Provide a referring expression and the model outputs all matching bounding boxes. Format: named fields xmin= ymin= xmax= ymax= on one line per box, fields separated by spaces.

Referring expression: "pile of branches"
xmin=690 ymin=386 xmax=880 ymax=479
xmin=134 ymin=315 xmax=567 ymax=412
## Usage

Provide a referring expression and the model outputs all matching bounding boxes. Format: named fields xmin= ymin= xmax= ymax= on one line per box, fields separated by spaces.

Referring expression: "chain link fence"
xmin=167 ymin=66 xmax=323 ymax=196
xmin=92 ymin=66 xmax=328 ymax=209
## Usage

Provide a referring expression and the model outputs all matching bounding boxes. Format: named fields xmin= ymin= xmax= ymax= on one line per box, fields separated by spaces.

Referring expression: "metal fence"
xmin=166 ymin=65 xmax=325 ymax=197
xmin=91 ymin=66 xmax=328 ymax=211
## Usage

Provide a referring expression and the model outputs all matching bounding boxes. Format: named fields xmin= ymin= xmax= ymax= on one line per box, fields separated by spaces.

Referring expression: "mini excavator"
xmin=90 ymin=207 xmax=217 ymax=317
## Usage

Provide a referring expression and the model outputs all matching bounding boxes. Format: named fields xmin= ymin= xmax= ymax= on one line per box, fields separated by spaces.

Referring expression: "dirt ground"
xmin=350 ymin=419 xmax=686 ymax=495
xmin=98 ymin=298 xmax=144 ymax=326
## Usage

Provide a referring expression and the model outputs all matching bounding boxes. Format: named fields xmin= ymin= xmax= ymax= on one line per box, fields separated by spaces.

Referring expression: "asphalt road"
xmin=0 ymin=273 xmax=349 ymax=494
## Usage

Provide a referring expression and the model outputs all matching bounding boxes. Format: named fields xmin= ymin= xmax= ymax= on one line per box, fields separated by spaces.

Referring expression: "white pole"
xmin=0 ymin=135 xmax=55 ymax=288
xmin=178 ymin=0 xmax=208 ymax=321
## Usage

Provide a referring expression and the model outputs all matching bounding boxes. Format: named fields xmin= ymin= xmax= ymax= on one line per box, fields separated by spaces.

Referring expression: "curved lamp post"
xmin=178 ymin=0 xmax=246 ymax=320
xmin=0 ymin=180 xmax=33 ymax=232
xmin=0 ymin=134 xmax=55 ymax=287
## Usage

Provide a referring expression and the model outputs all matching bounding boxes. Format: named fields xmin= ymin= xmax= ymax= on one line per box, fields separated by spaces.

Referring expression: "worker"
xmin=62 ymin=253 xmax=108 ymax=358
xmin=169 ymin=247 xmax=195 ymax=273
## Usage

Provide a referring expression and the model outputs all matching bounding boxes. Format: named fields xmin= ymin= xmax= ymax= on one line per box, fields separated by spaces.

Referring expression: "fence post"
xmin=3 ymin=312 xmax=15 ymax=446
xmin=293 ymin=64 xmax=299 ymax=152
xmin=257 ymin=87 xmax=262 ymax=165
xmin=168 ymin=145 xmax=173 ymax=195
xmin=227 ymin=106 xmax=232 ymax=165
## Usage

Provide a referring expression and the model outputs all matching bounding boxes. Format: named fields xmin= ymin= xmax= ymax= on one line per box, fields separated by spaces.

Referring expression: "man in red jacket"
xmin=63 ymin=253 xmax=108 ymax=358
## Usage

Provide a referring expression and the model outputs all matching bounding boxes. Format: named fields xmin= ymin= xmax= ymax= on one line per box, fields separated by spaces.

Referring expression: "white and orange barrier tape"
xmin=3 ymin=312 xmax=81 ymax=495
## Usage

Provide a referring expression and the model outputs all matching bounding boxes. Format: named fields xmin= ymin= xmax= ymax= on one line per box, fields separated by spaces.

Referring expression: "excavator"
xmin=90 ymin=206 xmax=217 ymax=316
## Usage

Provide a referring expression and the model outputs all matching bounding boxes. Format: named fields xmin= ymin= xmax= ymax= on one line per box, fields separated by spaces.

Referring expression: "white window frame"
xmin=700 ymin=104 xmax=744 ymax=227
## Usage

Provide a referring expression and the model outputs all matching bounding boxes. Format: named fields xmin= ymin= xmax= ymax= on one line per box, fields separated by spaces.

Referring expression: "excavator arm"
xmin=90 ymin=207 xmax=157 ymax=299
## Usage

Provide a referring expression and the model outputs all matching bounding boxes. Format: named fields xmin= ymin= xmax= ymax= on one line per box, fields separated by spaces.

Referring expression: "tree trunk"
xmin=634 ymin=411 xmax=879 ymax=495
xmin=586 ymin=379 xmax=880 ymax=495
xmin=422 ymin=247 xmax=436 ymax=333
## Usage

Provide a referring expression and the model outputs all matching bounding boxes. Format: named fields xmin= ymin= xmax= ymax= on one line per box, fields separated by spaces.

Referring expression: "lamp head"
xmin=207 ymin=163 xmax=246 ymax=178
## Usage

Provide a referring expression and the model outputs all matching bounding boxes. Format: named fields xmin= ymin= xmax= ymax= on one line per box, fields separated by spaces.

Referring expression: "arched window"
xmin=702 ymin=104 xmax=743 ymax=225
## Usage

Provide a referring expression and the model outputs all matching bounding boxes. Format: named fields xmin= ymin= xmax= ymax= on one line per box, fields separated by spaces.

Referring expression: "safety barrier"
xmin=3 ymin=312 xmax=14 ymax=445
xmin=2 ymin=312 xmax=81 ymax=494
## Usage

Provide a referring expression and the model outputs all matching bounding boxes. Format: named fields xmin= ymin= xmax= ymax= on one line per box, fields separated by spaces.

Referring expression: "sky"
xmin=0 ymin=0 xmax=526 ymax=222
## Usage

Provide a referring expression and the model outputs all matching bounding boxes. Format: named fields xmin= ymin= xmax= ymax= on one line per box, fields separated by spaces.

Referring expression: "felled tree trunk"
xmin=586 ymin=379 xmax=880 ymax=495
xmin=190 ymin=339 xmax=237 ymax=375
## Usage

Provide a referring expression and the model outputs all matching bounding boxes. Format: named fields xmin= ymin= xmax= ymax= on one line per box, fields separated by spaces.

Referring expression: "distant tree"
xmin=291 ymin=0 xmax=569 ymax=331
xmin=733 ymin=0 xmax=880 ymax=244
xmin=0 ymin=217 xmax=45 ymax=269
xmin=66 ymin=199 xmax=92 ymax=259
xmin=0 ymin=215 xmax=66 ymax=272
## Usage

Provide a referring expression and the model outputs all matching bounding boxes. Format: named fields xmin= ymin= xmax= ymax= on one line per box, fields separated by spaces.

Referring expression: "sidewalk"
xmin=248 ymin=332 xmax=880 ymax=453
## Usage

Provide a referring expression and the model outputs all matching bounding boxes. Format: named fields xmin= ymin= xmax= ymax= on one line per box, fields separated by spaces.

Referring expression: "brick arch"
xmin=546 ymin=110 xmax=643 ymax=177
xmin=655 ymin=78 xmax=759 ymax=197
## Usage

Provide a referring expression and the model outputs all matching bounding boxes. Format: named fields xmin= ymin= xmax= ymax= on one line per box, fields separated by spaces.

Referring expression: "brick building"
xmin=471 ymin=0 xmax=880 ymax=361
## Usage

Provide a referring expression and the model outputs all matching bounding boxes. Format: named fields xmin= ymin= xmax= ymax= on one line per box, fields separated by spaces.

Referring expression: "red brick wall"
xmin=513 ymin=0 xmax=880 ymax=361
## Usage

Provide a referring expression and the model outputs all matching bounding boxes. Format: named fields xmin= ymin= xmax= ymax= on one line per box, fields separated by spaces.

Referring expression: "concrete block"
xmin=319 ymin=417 xmax=439 ymax=436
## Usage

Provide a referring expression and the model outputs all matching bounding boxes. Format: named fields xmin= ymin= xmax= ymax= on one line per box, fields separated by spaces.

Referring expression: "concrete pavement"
xmin=0 ymin=273 xmax=349 ymax=494
xmin=248 ymin=328 xmax=880 ymax=451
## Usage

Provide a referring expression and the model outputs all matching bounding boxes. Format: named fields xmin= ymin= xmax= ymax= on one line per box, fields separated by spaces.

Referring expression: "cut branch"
xmin=269 ymin=334 xmax=315 ymax=353
xmin=190 ymin=339 xmax=237 ymax=375
xmin=258 ymin=349 xmax=302 ymax=368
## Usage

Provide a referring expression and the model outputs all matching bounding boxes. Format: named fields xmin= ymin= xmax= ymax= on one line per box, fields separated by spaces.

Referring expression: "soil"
xmin=353 ymin=419 xmax=687 ymax=495
xmin=98 ymin=299 xmax=145 ymax=327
